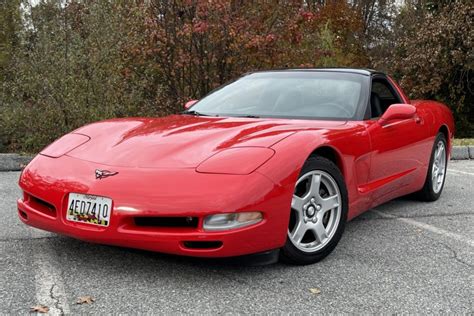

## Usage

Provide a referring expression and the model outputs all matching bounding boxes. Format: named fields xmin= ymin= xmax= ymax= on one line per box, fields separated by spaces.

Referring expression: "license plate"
xmin=66 ymin=193 xmax=112 ymax=227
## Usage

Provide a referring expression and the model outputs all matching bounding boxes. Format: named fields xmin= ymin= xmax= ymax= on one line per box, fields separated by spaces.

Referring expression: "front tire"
xmin=417 ymin=133 xmax=448 ymax=201
xmin=280 ymin=156 xmax=348 ymax=265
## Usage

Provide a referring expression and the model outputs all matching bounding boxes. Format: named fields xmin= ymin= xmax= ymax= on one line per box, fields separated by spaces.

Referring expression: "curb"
xmin=0 ymin=154 xmax=34 ymax=172
xmin=451 ymin=146 xmax=472 ymax=160
xmin=1 ymin=146 xmax=472 ymax=172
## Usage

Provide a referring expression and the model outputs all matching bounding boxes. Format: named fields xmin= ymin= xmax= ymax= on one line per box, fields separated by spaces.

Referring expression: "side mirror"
xmin=184 ymin=100 xmax=198 ymax=110
xmin=379 ymin=103 xmax=416 ymax=126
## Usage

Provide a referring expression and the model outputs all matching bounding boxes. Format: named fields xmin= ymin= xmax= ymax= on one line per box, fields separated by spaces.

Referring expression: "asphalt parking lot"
xmin=1 ymin=160 xmax=473 ymax=314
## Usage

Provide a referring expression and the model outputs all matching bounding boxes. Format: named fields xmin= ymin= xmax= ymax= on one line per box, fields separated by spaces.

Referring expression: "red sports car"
xmin=18 ymin=68 xmax=454 ymax=264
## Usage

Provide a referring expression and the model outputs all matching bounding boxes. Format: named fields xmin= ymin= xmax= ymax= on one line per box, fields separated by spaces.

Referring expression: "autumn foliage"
xmin=124 ymin=0 xmax=366 ymax=108
xmin=388 ymin=1 xmax=473 ymax=136
xmin=0 ymin=0 xmax=472 ymax=152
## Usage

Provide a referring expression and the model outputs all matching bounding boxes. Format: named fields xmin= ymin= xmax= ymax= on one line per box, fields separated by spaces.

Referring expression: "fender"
xmin=257 ymin=123 xmax=372 ymax=220
xmin=411 ymin=100 xmax=454 ymax=158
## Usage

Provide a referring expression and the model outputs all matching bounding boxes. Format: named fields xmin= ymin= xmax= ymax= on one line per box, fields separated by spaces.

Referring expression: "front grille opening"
xmin=27 ymin=194 xmax=56 ymax=217
xmin=18 ymin=209 xmax=28 ymax=220
xmin=182 ymin=241 xmax=223 ymax=249
xmin=134 ymin=216 xmax=199 ymax=228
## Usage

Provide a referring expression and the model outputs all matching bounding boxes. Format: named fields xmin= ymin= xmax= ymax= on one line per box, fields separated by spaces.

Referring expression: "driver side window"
xmin=370 ymin=79 xmax=402 ymax=119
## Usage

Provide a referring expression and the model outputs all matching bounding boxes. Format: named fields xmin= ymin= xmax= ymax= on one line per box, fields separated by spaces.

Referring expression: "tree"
xmin=1 ymin=0 xmax=156 ymax=152
xmin=0 ymin=0 xmax=21 ymax=84
xmin=125 ymin=0 xmax=365 ymax=111
xmin=1 ymin=0 xmax=471 ymax=152
xmin=385 ymin=0 xmax=473 ymax=136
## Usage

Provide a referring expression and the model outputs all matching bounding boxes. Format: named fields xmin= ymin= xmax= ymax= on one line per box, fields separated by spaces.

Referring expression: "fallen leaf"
xmin=76 ymin=296 xmax=95 ymax=304
xmin=309 ymin=288 xmax=321 ymax=295
xmin=30 ymin=305 xmax=49 ymax=313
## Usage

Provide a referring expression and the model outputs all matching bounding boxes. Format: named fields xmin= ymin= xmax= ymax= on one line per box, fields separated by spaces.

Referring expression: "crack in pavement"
xmin=50 ymin=284 xmax=65 ymax=316
xmin=33 ymin=241 xmax=70 ymax=315
xmin=437 ymin=241 xmax=474 ymax=268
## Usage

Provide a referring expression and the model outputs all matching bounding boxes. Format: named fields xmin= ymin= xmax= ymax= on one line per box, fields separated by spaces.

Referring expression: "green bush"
xmin=0 ymin=1 xmax=159 ymax=152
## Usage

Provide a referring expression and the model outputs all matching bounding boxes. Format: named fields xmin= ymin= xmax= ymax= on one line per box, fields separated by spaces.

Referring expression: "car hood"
xmin=67 ymin=115 xmax=346 ymax=168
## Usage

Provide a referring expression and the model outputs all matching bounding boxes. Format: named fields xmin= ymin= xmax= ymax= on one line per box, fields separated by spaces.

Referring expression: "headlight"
xmin=196 ymin=147 xmax=275 ymax=175
xmin=40 ymin=133 xmax=90 ymax=158
xmin=203 ymin=212 xmax=263 ymax=231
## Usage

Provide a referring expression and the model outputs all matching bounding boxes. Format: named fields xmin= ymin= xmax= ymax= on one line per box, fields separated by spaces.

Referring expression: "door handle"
xmin=415 ymin=115 xmax=422 ymax=124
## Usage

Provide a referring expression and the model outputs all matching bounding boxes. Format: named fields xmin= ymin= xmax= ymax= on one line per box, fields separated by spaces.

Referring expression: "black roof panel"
xmin=252 ymin=68 xmax=385 ymax=76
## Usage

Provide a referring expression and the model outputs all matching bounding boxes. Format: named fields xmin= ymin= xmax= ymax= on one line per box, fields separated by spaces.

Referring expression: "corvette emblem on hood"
xmin=95 ymin=169 xmax=118 ymax=180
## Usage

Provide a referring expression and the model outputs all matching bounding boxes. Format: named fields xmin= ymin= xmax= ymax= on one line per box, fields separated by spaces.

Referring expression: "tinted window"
xmin=189 ymin=72 xmax=369 ymax=120
xmin=372 ymin=81 xmax=396 ymax=98
xmin=370 ymin=78 xmax=402 ymax=118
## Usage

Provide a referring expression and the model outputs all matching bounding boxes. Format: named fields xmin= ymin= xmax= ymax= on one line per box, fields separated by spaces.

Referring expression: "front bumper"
xmin=18 ymin=155 xmax=291 ymax=257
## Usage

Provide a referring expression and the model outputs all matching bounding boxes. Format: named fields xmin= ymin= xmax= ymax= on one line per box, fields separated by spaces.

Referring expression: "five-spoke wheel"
xmin=418 ymin=132 xmax=448 ymax=201
xmin=432 ymin=140 xmax=446 ymax=194
xmin=289 ymin=170 xmax=341 ymax=252
xmin=281 ymin=156 xmax=348 ymax=265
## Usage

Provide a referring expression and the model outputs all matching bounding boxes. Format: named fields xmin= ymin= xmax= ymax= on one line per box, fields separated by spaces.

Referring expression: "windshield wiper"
xmin=182 ymin=110 xmax=213 ymax=117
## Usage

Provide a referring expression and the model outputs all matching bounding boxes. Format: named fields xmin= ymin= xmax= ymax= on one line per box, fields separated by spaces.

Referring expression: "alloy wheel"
xmin=432 ymin=140 xmax=446 ymax=194
xmin=288 ymin=170 xmax=342 ymax=253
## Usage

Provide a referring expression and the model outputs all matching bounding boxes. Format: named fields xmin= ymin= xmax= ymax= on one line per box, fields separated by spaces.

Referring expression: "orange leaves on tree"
xmin=122 ymin=0 xmax=366 ymax=113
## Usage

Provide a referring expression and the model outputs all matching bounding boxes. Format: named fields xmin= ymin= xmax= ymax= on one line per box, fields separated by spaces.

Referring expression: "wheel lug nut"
xmin=306 ymin=206 xmax=316 ymax=217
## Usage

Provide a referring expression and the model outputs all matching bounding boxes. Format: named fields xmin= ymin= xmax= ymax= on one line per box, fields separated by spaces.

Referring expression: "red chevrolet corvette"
xmin=18 ymin=69 xmax=454 ymax=264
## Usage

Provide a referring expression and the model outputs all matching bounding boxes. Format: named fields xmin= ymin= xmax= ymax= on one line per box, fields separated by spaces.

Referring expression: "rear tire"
xmin=417 ymin=133 xmax=448 ymax=201
xmin=280 ymin=156 xmax=348 ymax=265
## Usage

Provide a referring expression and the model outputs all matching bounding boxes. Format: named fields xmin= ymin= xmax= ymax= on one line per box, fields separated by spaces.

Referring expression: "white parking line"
xmin=31 ymin=229 xmax=69 ymax=315
xmin=371 ymin=209 xmax=474 ymax=247
xmin=448 ymin=169 xmax=474 ymax=176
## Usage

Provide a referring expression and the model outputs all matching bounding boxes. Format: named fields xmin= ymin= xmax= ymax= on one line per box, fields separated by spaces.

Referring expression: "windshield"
xmin=188 ymin=71 xmax=369 ymax=120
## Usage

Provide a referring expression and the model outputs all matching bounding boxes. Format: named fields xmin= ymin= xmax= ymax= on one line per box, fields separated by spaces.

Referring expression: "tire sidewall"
xmin=424 ymin=133 xmax=448 ymax=200
xmin=281 ymin=156 xmax=348 ymax=265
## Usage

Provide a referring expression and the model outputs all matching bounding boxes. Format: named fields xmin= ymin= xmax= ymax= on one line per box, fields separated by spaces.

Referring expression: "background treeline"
xmin=0 ymin=0 xmax=472 ymax=153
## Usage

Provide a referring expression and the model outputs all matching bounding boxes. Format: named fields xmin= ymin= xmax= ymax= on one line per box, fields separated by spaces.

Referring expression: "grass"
xmin=453 ymin=138 xmax=474 ymax=146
